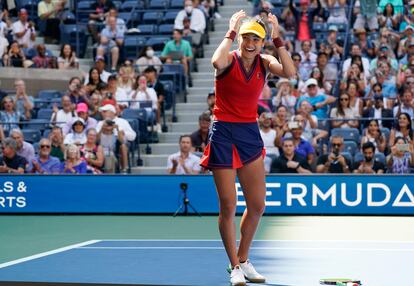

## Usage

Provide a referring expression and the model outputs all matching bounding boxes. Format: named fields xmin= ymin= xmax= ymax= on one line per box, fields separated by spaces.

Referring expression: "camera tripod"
xmin=173 ymin=183 xmax=201 ymax=217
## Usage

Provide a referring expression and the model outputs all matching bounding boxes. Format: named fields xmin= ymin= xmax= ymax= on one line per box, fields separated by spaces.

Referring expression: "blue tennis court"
xmin=0 ymin=239 xmax=412 ymax=285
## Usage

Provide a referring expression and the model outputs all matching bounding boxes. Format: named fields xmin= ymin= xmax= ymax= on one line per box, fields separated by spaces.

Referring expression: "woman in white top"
xmin=57 ymin=44 xmax=79 ymax=69
xmin=129 ymin=75 xmax=158 ymax=122
xmin=135 ymin=46 xmax=162 ymax=74
xmin=273 ymin=78 xmax=296 ymax=116
xmin=117 ymin=65 xmax=135 ymax=96
xmin=64 ymin=118 xmax=87 ymax=145
xmin=330 ymin=93 xmax=359 ymax=129
xmin=347 ymin=81 xmax=363 ymax=117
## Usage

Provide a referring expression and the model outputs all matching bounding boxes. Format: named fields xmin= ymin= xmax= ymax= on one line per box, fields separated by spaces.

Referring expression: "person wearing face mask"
xmin=136 ymin=46 xmax=162 ymax=74
xmin=174 ymin=0 xmax=206 ymax=34
xmin=354 ymin=142 xmax=385 ymax=174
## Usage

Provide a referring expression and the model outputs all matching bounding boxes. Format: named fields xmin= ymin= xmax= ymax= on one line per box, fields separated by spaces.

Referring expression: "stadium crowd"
xmin=0 ymin=0 xmax=414 ymax=174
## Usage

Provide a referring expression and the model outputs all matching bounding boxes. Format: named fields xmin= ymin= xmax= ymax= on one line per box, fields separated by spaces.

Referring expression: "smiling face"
xmin=239 ymin=33 xmax=264 ymax=60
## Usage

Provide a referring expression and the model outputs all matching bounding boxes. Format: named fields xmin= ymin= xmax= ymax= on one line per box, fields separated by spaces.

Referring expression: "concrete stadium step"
xmin=141 ymin=143 xmax=179 ymax=154
xmin=176 ymin=112 xmax=202 ymax=122
xmin=168 ymin=122 xmax=198 ymax=132
xmin=159 ymin=132 xmax=187 ymax=143
xmin=197 ymin=65 xmax=215 ymax=73
xmin=187 ymin=86 xmax=212 ymax=95
xmin=176 ymin=103 xmax=207 ymax=112
xmin=141 ymin=154 xmax=169 ymax=166
xmin=192 ymin=72 xmax=214 ymax=81
xmin=187 ymin=94 xmax=212 ymax=103
xmin=192 ymin=78 xmax=214 ymax=87
xmin=131 ymin=166 xmax=167 ymax=174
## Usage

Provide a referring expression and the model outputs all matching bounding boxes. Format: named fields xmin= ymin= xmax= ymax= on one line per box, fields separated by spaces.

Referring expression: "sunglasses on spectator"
xmin=40 ymin=145 xmax=51 ymax=149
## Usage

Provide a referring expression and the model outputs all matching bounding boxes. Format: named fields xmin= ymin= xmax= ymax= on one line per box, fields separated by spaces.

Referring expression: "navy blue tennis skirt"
xmin=200 ymin=121 xmax=265 ymax=169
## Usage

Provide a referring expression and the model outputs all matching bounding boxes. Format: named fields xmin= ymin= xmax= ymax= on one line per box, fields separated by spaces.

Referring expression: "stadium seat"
xmin=374 ymin=152 xmax=386 ymax=165
xmin=38 ymin=90 xmax=62 ymax=100
xmin=270 ymin=0 xmax=283 ymax=6
xmin=137 ymin=24 xmax=157 ymax=35
xmin=170 ymin=0 xmax=183 ymax=9
xmin=343 ymin=141 xmax=358 ymax=156
xmin=120 ymin=1 xmax=143 ymax=12
xmin=149 ymin=0 xmax=170 ymax=10
xmin=122 ymin=108 xmax=149 ymax=143
xmin=36 ymin=108 xmax=54 ymax=120
xmin=117 ymin=12 xmax=132 ymax=27
xmin=23 ymin=119 xmax=49 ymax=132
xmin=331 ymin=128 xmax=360 ymax=143
xmin=145 ymin=36 xmax=170 ymax=51
xmin=124 ymin=36 xmax=146 ymax=59
xmin=112 ymin=0 xmax=122 ymax=9
xmin=354 ymin=152 xmax=364 ymax=164
xmin=158 ymin=24 xmax=174 ymax=35
xmin=60 ymin=25 xmax=88 ymax=58
xmin=159 ymin=80 xmax=174 ymax=110
xmin=380 ymin=127 xmax=390 ymax=142
xmin=313 ymin=23 xmax=327 ymax=32
xmin=142 ymin=11 xmax=164 ymax=25
xmin=340 ymin=151 xmax=353 ymax=165
xmin=164 ymin=11 xmax=179 ymax=24
xmin=42 ymin=129 xmax=51 ymax=138
xmin=22 ymin=129 xmax=41 ymax=144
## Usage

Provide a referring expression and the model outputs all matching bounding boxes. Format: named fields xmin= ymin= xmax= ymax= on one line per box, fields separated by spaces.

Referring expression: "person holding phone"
xmin=387 ymin=136 xmax=414 ymax=174
xmin=316 ymin=135 xmax=351 ymax=173
xmin=200 ymin=10 xmax=295 ymax=286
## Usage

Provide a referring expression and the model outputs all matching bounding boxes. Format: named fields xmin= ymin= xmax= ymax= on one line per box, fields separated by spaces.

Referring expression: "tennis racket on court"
xmin=319 ymin=278 xmax=361 ymax=286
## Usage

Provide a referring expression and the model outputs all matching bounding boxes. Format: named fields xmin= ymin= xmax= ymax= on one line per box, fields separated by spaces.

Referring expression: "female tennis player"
xmin=200 ymin=10 xmax=295 ymax=286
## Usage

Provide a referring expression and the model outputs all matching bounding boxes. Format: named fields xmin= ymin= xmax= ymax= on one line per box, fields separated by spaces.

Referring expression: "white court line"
xmin=0 ymin=240 xmax=101 ymax=269
xmin=99 ymin=239 xmax=414 ymax=244
xmin=79 ymin=246 xmax=414 ymax=252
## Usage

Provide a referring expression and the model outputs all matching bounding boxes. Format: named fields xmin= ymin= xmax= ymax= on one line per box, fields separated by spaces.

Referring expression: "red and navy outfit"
xmin=200 ymin=51 xmax=267 ymax=169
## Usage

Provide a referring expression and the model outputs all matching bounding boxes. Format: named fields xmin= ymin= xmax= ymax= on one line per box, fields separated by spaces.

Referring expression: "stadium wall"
xmin=0 ymin=175 xmax=413 ymax=215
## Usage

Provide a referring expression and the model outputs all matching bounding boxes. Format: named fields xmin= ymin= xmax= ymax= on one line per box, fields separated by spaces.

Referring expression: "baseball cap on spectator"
xmin=76 ymin=103 xmax=88 ymax=113
xmin=95 ymin=55 xmax=105 ymax=63
xmin=405 ymin=25 xmax=414 ymax=32
xmin=99 ymin=104 xmax=116 ymax=113
xmin=19 ymin=8 xmax=28 ymax=15
xmin=101 ymin=99 xmax=116 ymax=107
xmin=72 ymin=118 xmax=85 ymax=127
xmin=276 ymin=78 xmax=291 ymax=88
xmin=328 ymin=25 xmax=338 ymax=32
xmin=305 ymin=78 xmax=318 ymax=87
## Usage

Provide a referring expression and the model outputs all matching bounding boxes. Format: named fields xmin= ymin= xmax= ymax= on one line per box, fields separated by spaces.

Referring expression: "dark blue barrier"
xmin=0 ymin=175 xmax=413 ymax=215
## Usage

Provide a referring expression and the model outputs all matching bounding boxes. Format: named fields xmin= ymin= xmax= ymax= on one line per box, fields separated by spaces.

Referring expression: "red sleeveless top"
xmin=213 ymin=51 xmax=266 ymax=122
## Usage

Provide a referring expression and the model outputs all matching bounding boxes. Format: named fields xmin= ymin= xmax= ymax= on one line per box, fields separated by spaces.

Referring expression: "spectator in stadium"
xmin=161 ymin=29 xmax=193 ymax=77
xmin=308 ymin=66 xmax=332 ymax=95
xmin=63 ymin=118 xmax=87 ymax=146
xmin=0 ymin=125 xmax=4 ymax=142
xmin=104 ymin=74 xmax=128 ymax=110
xmin=293 ymin=112 xmax=328 ymax=151
xmin=273 ymin=105 xmax=289 ymax=135
xmin=275 ymin=120 xmax=315 ymax=164
xmin=353 ymin=28 xmax=371 ymax=58
xmin=32 ymin=44 xmax=57 ymax=69
xmin=327 ymin=0 xmax=347 ymax=24
xmin=280 ymin=6 xmax=296 ymax=32
xmin=353 ymin=0 xmax=378 ymax=32
xmin=80 ymin=128 xmax=104 ymax=174
xmin=94 ymin=56 xmax=111 ymax=83
xmin=0 ymin=16 xmax=9 ymax=65
xmin=167 ymin=135 xmax=201 ymax=174
xmin=62 ymin=103 xmax=97 ymax=136
xmin=317 ymin=51 xmax=337 ymax=86
xmin=353 ymin=142 xmax=386 ymax=174
xmin=85 ymin=67 xmax=105 ymax=95
xmin=88 ymin=0 xmax=116 ymax=43
xmin=389 ymin=112 xmax=414 ymax=146
xmin=270 ymin=138 xmax=311 ymax=173
xmin=288 ymin=0 xmax=321 ymax=52
xmin=362 ymin=93 xmax=394 ymax=129
xmin=174 ymin=0 xmax=206 ymax=34
xmin=360 ymin=119 xmax=387 ymax=153
xmin=136 ymin=46 xmax=163 ymax=74
xmin=66 ymin=77 xmax=88 ymax=106
xmin=386 ymin=136 xmax=414 ymax=173
xmin=30 ymin=138 xmax=60 ymax=174
xmin=12 ymin=79 xmax=33 ymax=120
xmin=379 ymin=4 xmax=400 ymax=30
xmin=398 ymin=35 xmax=414 ymax=65
xmin=346 ymin=80 xmax=363 ymax=117
xmin=12 ymin=8 xmax=35 ymax=48
xmin=298 ymin=40 xmax=317 ymax=80
xmin=37 ymin=0 xmax=65 ymax=44
xmin=117 ymin=65 xmax=135 ymax=97
xmin=368 ymin=70 xmax=397 ymax=108
xmin=393 ymin=88 xmax=414 ymax=118
xmin=296 ymin=78 xmax=336 ymax=120
xmin=342 ymin=44 xmax=370 ymax=78
xmin=273 ymin=79 xmax=296 ymax=116
xmin=205 ymin=91 xmax=215 ymax=116
xmin=0 ymin=96 xmax=25 ymax=133
xmin=57 ymin=44 xmax=79 ymax=69
xmin=325 ymin=25 xmax=344 ymax=57
xmin=2 ymin=40 xmax=29 ymax=67
xmin=51 ymin=95 xmax=76 ymax=128
xmin=88 ymin=91 xmax=103 ymax=121
xmin=144 ymin=66 xmax=165 ymax=129
xmin=330 ymin=93 xmax=360 ymax=129
xmin=10 ymin=128 xmax=35 ymax=164
xmin=259 ymin=112 xmax=279 ymax=157
xmin=370 ymin=45 xmax=398 ymax=74
xmin=316 ymin=135 xmax=351 ymax=173
xmin=190 ymin=111 xmax=211 ymax=153
xmin=129 ymin=75 xmax=158 ymax=123
xmin=0 ymin=137 xmax=27 ymax=174
xmin=342 ymin=56 xmax=369 ymax=89
xmin=59 ymin=144 xmax=88 ymax=174
xmin=107 ymin=8 xmax=126 ymax=35
xmin=96 ymin=16 xmax=124 ymax=72
xmin=49 ymin=126 xmax=65 ymax=161
xmin=96 ymin=103 xmax=136 ymax=173
xmin=376 ymin=28 xmax=400 ymax=55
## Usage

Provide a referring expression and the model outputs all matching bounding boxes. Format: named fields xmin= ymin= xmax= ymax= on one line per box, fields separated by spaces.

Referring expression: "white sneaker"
xmin=230 ymin=265 xmax=246 ymax=286
xmin=240 ymin=260 xmax=266 ymax=283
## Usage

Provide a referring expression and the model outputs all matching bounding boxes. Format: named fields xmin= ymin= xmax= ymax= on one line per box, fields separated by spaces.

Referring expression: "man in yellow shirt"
xmin=37 ymin=0 xmax=66 ymax=43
